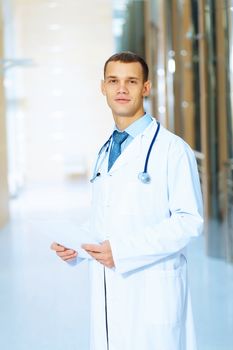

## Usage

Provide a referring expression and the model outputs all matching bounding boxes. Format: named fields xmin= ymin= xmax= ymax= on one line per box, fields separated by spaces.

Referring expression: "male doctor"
xmin=51 ymin=51 xmax=203 ymax=350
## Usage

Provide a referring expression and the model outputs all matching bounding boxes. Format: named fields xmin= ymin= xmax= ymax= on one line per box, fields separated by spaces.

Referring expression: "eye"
xmin=108 ymin=79 xmax=118 ymax=84
xmin=129 ymin=79 xmax=137 ymax=84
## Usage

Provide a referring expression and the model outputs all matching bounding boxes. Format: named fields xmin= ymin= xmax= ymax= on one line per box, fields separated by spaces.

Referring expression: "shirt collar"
xmin=115 ymin=113 xmax=153 ymax=138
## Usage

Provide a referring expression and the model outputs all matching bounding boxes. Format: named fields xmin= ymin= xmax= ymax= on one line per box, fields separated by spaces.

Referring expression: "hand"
xmin=50 ymin=242 xmax=78 ymax=262
xmin=82 ymin=240 xmax=115 ymax=268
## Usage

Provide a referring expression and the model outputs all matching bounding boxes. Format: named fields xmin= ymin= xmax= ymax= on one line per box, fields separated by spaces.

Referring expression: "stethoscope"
xmin=90 ymin=121 xmax=160 ymax=184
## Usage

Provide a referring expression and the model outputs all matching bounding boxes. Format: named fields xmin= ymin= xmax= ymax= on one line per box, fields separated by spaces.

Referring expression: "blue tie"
xmin=108 ymin=130 xmax=128 ymax=171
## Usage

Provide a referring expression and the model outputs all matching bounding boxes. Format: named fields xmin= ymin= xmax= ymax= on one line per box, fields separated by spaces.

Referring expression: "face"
xmin=101 ymin=61 xmax=151 ymax=123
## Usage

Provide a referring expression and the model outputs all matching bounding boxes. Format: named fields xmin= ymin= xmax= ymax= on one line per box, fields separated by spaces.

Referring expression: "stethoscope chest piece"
xmin=138 ymin=172 xmax=151 ymax=184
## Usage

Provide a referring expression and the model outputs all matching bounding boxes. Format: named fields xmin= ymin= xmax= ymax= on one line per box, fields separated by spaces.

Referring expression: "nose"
xmin=117 ymin=81 xmax=128 ymax=94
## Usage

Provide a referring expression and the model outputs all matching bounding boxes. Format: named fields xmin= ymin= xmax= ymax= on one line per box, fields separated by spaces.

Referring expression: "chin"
xmin=115 ymin=113 xmax=133 ymax=118
xmin=112 ymin=108 xmax=133 ymax=116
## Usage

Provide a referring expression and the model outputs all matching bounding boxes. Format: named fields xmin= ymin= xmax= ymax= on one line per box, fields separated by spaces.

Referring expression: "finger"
xmin=98 ymin=259 xmax=108 ymax=265
xmin=65 ymin=256 xmax=78 ymax=262
xmin=87 ymin=251 xmax=105 ymax=259
xmin=62 ymin=253 xmax=78 ymax=261
xmin=57 ymin=249 xmax=77 ymax=258
xmin=82 ymin=243 xmax=102 ymax=253
xmin=57 ymin=251 xmax=77 ymax=261
xmin=50 ymin=242 xmax=66 ymax=252
xmin=97 ymin=260 xmax=114 ymax=268
xmin=86 ymin=252 xmax=113 ymax=267
xmin=101 ymin=240 xmax=109 ymax=247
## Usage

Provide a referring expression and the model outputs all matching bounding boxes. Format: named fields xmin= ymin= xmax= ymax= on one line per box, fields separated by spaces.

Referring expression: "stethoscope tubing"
xmin=143 ymin=122 xmax=160 ymax=173
xmin=90 ymin=121 xmax=160 ymax=184
xmin=90 ymin=136 xmax=111 ymax=183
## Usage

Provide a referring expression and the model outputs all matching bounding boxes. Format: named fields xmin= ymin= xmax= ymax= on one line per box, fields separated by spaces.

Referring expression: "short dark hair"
xmin=104 ymin=51 xmax=149 ymax=82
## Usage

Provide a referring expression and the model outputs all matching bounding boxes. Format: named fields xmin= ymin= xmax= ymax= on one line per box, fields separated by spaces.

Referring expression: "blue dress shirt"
xmin=115 ymin=113 xmax=153 ymax=152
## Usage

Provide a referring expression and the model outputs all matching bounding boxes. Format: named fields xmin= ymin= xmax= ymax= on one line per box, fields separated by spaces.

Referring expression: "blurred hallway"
xmin=0 ymin=182 xmax=91 ymax=350
xmin=0 ymin=182 xmax=233 ymax=350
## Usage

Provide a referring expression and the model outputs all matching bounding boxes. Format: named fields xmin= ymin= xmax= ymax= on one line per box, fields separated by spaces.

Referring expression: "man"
xmin=51 ymin=51 xmax=203 ymax=350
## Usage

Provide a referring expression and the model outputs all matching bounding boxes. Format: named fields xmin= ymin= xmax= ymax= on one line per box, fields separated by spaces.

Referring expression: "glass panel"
xmin=226 ymin=1 xmax=233 ymax=157
xmin=225 ymin=0 xmax=233 ymax=261
xmin=112 ymin=0 xmax=146 ymax=58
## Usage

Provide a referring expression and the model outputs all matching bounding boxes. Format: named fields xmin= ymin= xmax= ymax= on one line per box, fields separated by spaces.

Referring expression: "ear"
xmin=142 ymin=80 xmax=151 ymax=97
xmin=101 ymin=80 xmax=106 ymax=96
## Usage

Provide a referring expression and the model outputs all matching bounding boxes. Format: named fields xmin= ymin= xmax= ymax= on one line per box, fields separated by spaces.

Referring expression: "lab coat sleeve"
xmin=110 ymin=139 xmax=204 ymax=274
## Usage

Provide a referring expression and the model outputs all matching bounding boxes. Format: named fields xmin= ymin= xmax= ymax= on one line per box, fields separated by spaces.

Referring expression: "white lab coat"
xmin=80 ymin=119 xmax=203 ymax=350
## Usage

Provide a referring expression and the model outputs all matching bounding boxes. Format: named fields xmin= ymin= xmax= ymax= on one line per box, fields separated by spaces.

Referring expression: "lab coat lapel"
xmin=109 ymin=134 xmax=141 ymax=172
xmin=109 ymin=120 xmax=157 ymax=173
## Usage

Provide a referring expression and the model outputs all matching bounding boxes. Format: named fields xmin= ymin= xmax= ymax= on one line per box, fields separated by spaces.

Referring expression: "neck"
xmin=113 ymin=111 xmax=145 ymax=131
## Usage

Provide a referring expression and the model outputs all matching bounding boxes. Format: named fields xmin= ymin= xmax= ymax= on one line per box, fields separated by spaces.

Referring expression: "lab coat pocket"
xmin=145 ymin=267 xmax=186 ymax=326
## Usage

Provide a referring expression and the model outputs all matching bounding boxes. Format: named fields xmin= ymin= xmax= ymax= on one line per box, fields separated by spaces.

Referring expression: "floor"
xmin=0 ymin=181 xmax=233 ymax=350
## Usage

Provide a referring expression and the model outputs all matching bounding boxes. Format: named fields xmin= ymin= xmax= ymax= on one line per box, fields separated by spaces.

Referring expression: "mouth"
xmin=115 ymin=98 xmax=131 ymax=104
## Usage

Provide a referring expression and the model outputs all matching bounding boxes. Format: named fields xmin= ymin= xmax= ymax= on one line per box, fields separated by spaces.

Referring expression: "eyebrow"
xmin=105 ymin=76 xmax=140 ymax=80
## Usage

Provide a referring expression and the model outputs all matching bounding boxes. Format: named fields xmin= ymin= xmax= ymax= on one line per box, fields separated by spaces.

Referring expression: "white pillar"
xmin=14 ymin=0 xmax=114 ymax=183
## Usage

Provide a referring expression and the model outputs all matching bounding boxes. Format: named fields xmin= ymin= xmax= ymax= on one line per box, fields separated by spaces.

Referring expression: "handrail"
xmin=0 ymin=58 xmax=35 ymax=73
